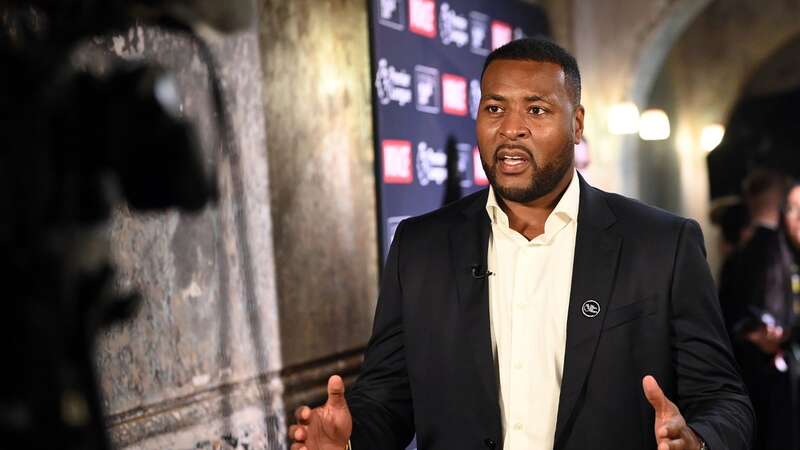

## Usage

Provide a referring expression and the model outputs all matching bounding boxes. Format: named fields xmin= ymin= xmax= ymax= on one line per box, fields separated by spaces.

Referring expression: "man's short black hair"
xmin=481 ymin=37 xmax=581 ymax=105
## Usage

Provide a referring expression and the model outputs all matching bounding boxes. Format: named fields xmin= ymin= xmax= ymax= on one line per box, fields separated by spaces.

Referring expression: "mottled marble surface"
xmin=259 ymin=0 xmax=379 ymax=369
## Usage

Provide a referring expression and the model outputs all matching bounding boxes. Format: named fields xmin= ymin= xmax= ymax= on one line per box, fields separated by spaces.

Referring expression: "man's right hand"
xmin=289 ymin=375 xmax=353 ymax=450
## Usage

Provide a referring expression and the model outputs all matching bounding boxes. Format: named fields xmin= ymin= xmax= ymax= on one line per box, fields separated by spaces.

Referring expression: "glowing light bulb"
xmin=638 ymin=109 xmax=670 ymax=141
xmin=607 ymin=102 xmax=640 ymax=135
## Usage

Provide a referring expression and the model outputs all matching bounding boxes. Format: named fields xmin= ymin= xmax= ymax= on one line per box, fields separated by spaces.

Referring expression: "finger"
xmin=326 ymin=375 xmax=347 ymax=409
xmin=288 ymin=424 xmax=300 ymax=440
xmin=294 ymin=405 xmax=311 ymax=423
xmin=667 ymin=438 xmax=686 ymax=450
xmin=657 ymin=419 xmax=682 ymax=439
xmin=643 ymin=375 xmax=671 ymax=417
xmin=290 ymin=444 xmax=306 ymax=450
xmin=291 ymin=424 xmax=306 ymax=442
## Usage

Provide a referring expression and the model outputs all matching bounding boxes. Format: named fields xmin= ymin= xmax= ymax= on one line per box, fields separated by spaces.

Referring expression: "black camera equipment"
xmin=0 ymin=1 xmax=250 ymax=448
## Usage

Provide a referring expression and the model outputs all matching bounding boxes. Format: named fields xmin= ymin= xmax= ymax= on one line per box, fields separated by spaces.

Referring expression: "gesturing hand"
xmin=289 ymin=375 xmax=353 ymax=450
xmin=745 ymin=324 xmax=785 ymax=355
xmin=642 ymin=375 xmax=703 ymax=450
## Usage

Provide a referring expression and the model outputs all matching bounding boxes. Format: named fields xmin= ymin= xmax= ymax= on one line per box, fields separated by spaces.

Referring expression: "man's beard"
xmin=482 ymin=143 xmax=574 ymax=204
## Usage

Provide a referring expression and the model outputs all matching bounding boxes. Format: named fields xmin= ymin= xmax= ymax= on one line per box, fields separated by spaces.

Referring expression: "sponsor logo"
xmin=377 ymin=0 xmax=405 ymax=30
xmin=473 ymin=146 xmax=489 ymax=185
xmin=375 ymin=58 xmax=412 ymax=107
xmin=382 ymin=140 xmax=414 ymax=184
xmin=414 ymin=65 xmax=440 ymax=114
xmin=408 ymin=0 xmax=436 ymax=38
xmin=442 ymin=73 xmax=467 ymax=116
xmin=416 ymin=141 xmax=448 ymax=186
xmin=386 ymin=215 xmax=410 ymax=253
xmin=456 ymin=142 xmax=473 ymax=188
xmin=491 ymin=20 xmax=512 ymax=50
xmin=439 ymin=2 xmax=468 ymax=47
xmin=469 ymin=78 xmax=481 ymax=120
xmin=469 ymin=11 xmax=490 ymax=55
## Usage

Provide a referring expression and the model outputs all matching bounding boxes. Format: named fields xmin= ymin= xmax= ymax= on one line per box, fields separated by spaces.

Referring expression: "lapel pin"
xmin=581 ymin=300 xmax=600 ymax=318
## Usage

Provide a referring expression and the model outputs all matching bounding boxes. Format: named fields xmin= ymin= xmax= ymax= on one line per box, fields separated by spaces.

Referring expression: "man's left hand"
xmin=642 ymin=375 xmax=703 ymax=450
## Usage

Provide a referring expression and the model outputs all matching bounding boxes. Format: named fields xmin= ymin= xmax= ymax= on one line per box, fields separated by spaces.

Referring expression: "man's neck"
xmin=497 ymin=170 xmax=574 ymax=240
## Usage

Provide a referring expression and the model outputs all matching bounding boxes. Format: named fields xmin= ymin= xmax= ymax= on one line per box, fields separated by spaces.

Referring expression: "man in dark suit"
xmin=289 ymin=38 xmax=753 ymax=450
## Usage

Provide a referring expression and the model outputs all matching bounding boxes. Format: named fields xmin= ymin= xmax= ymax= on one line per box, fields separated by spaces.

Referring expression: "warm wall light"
xmin=700 ymin=124 xmax=725 ymax=152
xmin=638 ymin=109 xmax=670 ymax=141
xmin=608 ymin=102 xmax=640 ymax=135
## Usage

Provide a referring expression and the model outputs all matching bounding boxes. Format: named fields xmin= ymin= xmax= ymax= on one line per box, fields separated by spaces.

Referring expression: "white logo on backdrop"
xmin=469 ymin=79 xmax=481 ymax=120
xmin=416 ymin=141 xmax=448 ymax=186
xmin=514 ymin=26 xmax=526 ymax=40
xmin=491 ymin=20 xmax=512 ymax=50
xmin=456 ymin=142 xmax=473 ymax=188
xmin=382 ymin=140 xmax=414 ymax=184
xmin=414 ymin=65 xmax=440 ymax=114
xmin=439 ymin=3 xmax=469 ymax=47
xmin=409 ymin=0 xmax=436 ymax=37
xmin=378 ymin=0 xmax=405 ymax=30
xmin=442 ymin=73 xmax=467 ymax=116
xmin=375 ymin=58 xmax=413 ymax=107
xmin=469 ymin=11 xmax=490 ymax=55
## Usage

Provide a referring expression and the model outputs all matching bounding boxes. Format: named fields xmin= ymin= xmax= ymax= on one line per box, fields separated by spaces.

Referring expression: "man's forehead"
xmin=484 ymin=59 xmax=565 ymax=79
xmin=481 ymin=60 xmax=566 ymax=96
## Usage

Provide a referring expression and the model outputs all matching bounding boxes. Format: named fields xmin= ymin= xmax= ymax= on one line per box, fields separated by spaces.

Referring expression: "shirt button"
xmin=514 ymin=362 xmax=523 ymax=370
xmin=514 ymin=422 xmax=523 ymax=431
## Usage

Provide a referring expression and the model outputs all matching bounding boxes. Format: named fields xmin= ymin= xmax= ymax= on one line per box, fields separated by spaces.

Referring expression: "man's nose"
xmin=499 ymin=112 xmax=530 ymax=140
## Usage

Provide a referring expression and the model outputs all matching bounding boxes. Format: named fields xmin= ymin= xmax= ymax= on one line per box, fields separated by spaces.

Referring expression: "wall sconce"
xmin=638 ymin=109 xmax=670 ymax=141
xmin=700 ymin=124 xmax=725 ymax=152
xmin=608 ymin=102 xmax=640 ymax=135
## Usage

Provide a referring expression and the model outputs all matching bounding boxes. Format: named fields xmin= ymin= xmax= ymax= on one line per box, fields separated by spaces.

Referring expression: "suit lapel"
xmin=449 ymin=191 xmax=501 ymax=432
xmin=554 ymin=176 xmax=622 ymax=448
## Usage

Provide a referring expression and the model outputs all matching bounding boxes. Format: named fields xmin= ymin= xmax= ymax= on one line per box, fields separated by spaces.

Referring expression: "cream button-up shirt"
xmin=486 ymin=170 xmax=580 ymax=450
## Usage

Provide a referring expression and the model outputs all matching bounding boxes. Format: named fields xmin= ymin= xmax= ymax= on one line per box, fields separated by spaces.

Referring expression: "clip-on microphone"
xmin=471 ymin=264 xmax=494 ymax=279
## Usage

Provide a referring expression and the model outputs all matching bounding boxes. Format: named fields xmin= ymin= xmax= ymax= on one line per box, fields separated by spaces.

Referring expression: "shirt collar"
xmin=485 ymin=169 xmax=580 ymax=243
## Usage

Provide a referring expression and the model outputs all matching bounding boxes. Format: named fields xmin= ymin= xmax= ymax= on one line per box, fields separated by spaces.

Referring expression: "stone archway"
xmin=636 ymin=0 xmax=800 ymax=272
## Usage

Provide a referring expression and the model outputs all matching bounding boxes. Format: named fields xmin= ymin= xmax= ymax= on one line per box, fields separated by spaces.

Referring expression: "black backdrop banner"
xmin=370 ymin=0 xmax=550 ymax=260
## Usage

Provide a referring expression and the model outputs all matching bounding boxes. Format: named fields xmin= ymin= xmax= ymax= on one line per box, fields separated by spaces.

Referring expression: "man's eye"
xmin=529 ymin=106 xmax=546 ymax=115
xmin=486 ymin=105 xmax=502 ymax=113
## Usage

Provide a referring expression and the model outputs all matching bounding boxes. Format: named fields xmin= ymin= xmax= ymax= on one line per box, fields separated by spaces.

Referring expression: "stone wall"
xmin=94 ymin=19 xmax=286 ymax=450
xmin=258 ymin=0 xmax=378 ymax=418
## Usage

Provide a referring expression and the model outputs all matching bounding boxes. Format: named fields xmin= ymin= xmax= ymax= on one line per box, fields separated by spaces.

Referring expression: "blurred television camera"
xmin=0 ymin=1 xmax=252 ymax=448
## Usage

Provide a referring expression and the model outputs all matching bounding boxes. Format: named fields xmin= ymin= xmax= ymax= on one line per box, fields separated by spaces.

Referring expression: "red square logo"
xmin=382 ymin=140 xmax=414 ymax=184
xmin=473 ymin=146 xmax=489 ymax=185
xmin=442 ymin=73 xmax=467 ymax=116
xmin=409 ymin=0 xmax=436 ymax=38
xmin=491 ymin=20 xmax=512 ymax=50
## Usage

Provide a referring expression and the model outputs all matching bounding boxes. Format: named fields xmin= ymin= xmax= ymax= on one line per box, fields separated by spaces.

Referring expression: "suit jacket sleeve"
xmin=346 ymin=220 xmax=415 ymax=449
xmin=672 ymin=219 xmax=755 ymax=450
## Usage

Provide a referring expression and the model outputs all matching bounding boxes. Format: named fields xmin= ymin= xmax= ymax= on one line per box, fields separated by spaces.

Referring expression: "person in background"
xmin=719 ymin=178 xmax=800 ymax=449
xmin=711 ymin=197 xmax=751 ymax=262
xmin=743 ymin=168 xmax=788 ymax=231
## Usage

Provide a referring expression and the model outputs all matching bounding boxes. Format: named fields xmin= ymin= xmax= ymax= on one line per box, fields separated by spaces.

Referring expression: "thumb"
xmin=642 ymin=375 xmax=672 ymax=418
xmin=325 ymin=375 xmax=347 ymax=410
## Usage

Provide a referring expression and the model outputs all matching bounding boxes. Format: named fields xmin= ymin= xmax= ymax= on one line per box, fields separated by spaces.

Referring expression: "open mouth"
xmin=496 ymin=148 xmax=532 ymax=174
xmin=499 ymin=155 xmax=527 ymax=166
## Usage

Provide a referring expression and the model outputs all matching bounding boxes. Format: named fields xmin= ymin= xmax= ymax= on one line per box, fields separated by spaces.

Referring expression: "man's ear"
xmin=573 ymin=104 xmax=585 ymax=144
